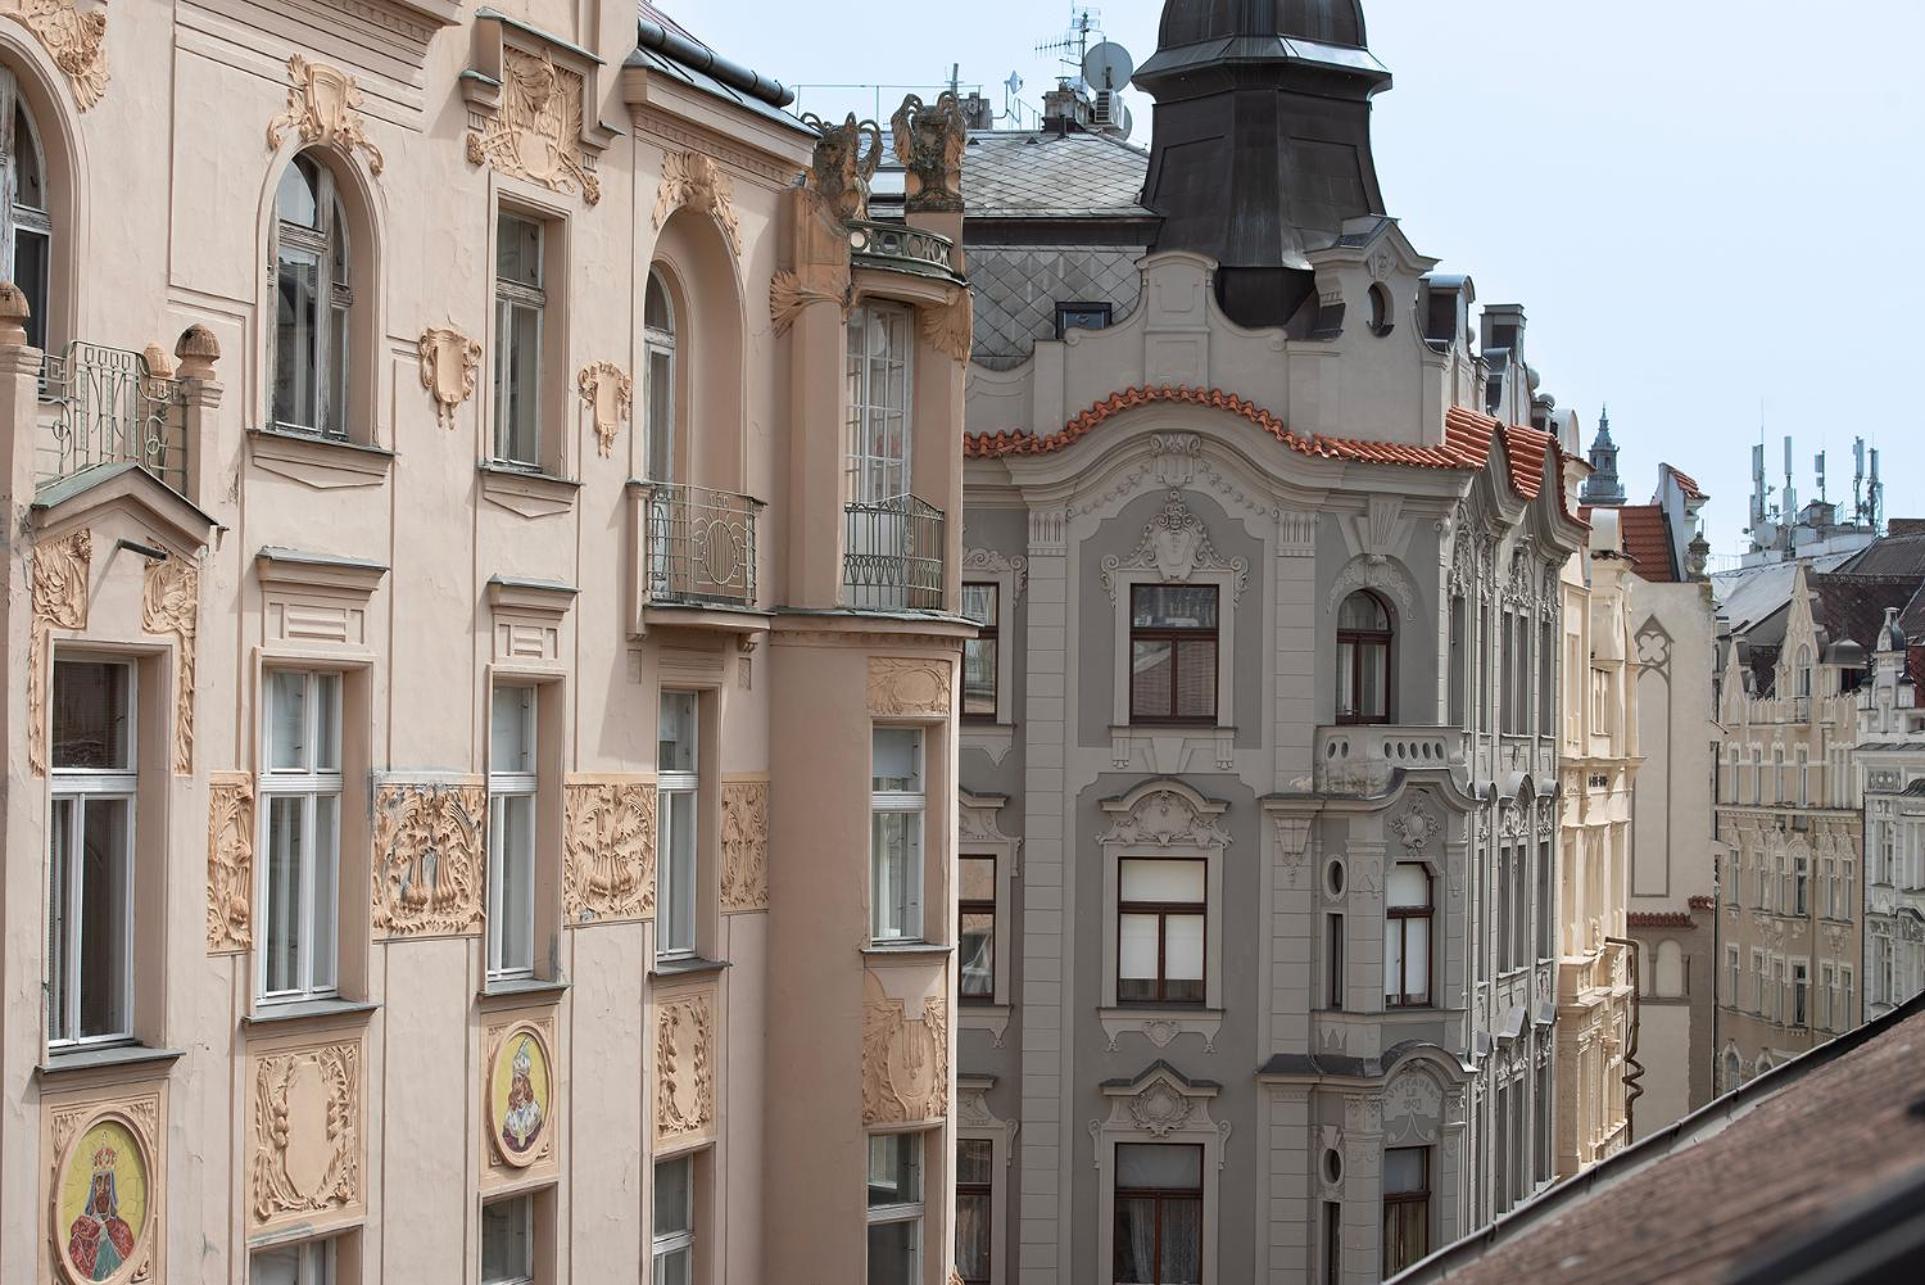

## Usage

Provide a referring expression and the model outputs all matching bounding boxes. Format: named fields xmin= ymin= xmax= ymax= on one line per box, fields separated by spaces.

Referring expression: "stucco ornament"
xmin=28 ymin=528 xmax=91 ymax=775
xmin=799 ymin=111 xmax=882 ymax=223
xmin=466 ymin=47 xmax=600 ymax=204
xmin=720 ymin=779 xmax=770 ymax=912
xmin=1636 ymin=619 xmax=1672 ymax=669
xmin=141 ymin=554 xmax=199 ymax=774
xmin=417 ymin=326 xmax=482 ymax=430
xmin=868 ymin=657 xmax=952 ymax=718
xmin=1131 ymin=1080 xmax=1199 ymax=1138
xmin=1099 ymin=786 xmax=1232 ymax=850
xmin=655 ymin=992 xmax=715 ymax=1145
xmin=1272 ymin=815 xmax=1313 ymax=890
xmin=562 ymin=779 xmax=653 ymax=923
xmin=575 ymin=361 xmax=632 ymax=459
xmin=653 ymin=150 xmax=741 ymax=253
xmin=769 ymin=263 xmax=850 ymax=335
xmin=1101 ymin=491 xmax=1248 ymax=604
xmin=1382 ymin=1067 xmax=1444 ymax=1144
xmin=265 ymin=56 xmax=385 ymax=176
xmin=3 ymin=0 xmax=108 ymax=111
xmin=370 ymin=783 xmax=486 ymax=938
xmin=1326 ymin=553 xmax=1416 ymax=621
xmin=889 ymin=91 xmax=966 ymax=213
xmin=207 ymin=772 xmax=256 ymax=953
xmin=919 ymin=288 xmax=972 ymax=362
xmin=1388 ymin=794 xmax=1446 ymax=855
xmin=250 ymin=1042 xmax=361 ymax=1228
xmin=960 ymin=546 xmax=1028 ymax=603
xmin=861 ymin=972 xmax=949 ymax=1125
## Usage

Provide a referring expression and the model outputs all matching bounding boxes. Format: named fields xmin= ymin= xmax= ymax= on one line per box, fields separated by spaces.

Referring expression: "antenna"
xmin=1035 ymin=5 xmax=1101 ymax=86
xmin=1854 ymin=438 xmax=1866 ymax=522
xmin=1782 ymin=435 xmax=1798 ymax=521
xmin=1814 ymin=451 xmax=1826 ymax=504
xmin=1750 ymin=442 xmax=1767 ymax=530
xmin=1870 ymin=447 xmax=1884 ymax=532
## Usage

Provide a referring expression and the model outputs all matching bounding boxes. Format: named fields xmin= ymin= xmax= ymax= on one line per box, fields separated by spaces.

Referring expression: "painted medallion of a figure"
xmin=489 ymin=1027 xmax=553 ymax=1165
xmin=57 ymin=1119 xmax=150 ymax=1283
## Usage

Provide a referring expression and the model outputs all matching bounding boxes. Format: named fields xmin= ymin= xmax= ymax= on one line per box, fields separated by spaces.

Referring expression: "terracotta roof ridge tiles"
xmin=1667 ymin=466 xmax=1706 ymax=499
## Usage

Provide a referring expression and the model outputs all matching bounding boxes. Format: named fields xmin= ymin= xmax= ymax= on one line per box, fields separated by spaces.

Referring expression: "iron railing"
xmin=846 ymin=220 xmax=958 ymax=279
xmin=639 ymin=481 xmax=760 ymax=608
xmin=843 ymin=493 xmax=944 ymax=611
xmin=38 ymin=343 xmax=190 ymax=494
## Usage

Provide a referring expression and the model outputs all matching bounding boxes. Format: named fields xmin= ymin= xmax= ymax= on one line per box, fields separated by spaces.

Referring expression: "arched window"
xmin=0 ymin=68 xmax=51 ymax=350
xmin=1722 ymin=1049 xmax=1742 ymax=1093
xmin=1336 ymin=591 xmax=1393 ymax=724
xmin=643 ymin=269 xmax=676 ymax=481
xmin=271 ymin=153 xmax=352 ymax=438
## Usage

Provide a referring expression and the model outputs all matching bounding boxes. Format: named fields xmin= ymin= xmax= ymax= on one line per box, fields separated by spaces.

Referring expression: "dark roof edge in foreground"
xmin=636 ymin=16 xmax=794 ymax=108
xmin=1388 ymin=985 xmax=1925 ymax=1282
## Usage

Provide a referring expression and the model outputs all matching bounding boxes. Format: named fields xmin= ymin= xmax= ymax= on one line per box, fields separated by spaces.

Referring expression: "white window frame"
xmin=642 ymin=267 xmax=677 ymax=484
xmin=487 ymin=683 xmax=539 ymax=981
xmin=250 ymin=1235 xmax=338 ymax=1284
xmin=47 ymin=657 xmax=138 ymax=1049
xmin=652 ymin=1153 xmax=695 ymax=1285
xmin=866 ymin=1131 xmax=925 ymax=1283
xmin=870 ymin=726 xmax=926 ymax=943
xmin=845 ymin=303 xmax=914 ymax=505
xmin=258 ymin=669 xmax=344 ymax=1006
xmin=493 ymin=210 xmax=546 ymax=468
xmin=269 ymin=153 xmax=353 ymax=439
xmin=481 ymin=1193 xmax=536 ymax=1285
xmin=658 ymin=690 xmax=700 ymax=960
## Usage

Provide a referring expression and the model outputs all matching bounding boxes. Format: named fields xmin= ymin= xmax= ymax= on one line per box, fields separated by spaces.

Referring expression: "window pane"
xmin=1384 ymin=1147 xmax=1427 ymax=1193
xmin=48 ymin=799 xmax=75 ymax=1041
xmin=314 ymin=674 xmax=341 ymax=771
xmin=1339 ymin=592 xmax=1390 ymax=632
xmin=1133 ymin=585 xmax=1217 ymax=629
xmin=1358 ymin=641 xmax=1388 ymax=718
xmin=871 ymin=811 xmax=921 ymax=939
xmin=78 ymin=798 xmax=131 ymax=1039
xmin=495 ymin=793 xmax=535 ymax=973
xmin=52 ymin=661 xmax=131 ymax=770
xmin=872 ymin=728 xmax=922 ymax=792
xmin=275 ymin=158 xmax=319 ymax=226
xmin=645 ymin=272 xmax=674 ymax=332
xmin=961 ymin=583 xmax=997 ymax=625
xmin=1118 ymin=913 xmax=1158 ymax=1001
xmin=960 ymin=910 xmax=995 ymax=998
xmin=1165 ymin=914 xmax=1204 ymax=982
xmin=311 ymin=795 xmax=339 ymax=993
xmin=956 ymin=1188 xmax=991 ymax=1281
xmin=1114 ymin=1195 xmax=1158 ymax=1284
xmin=1384 ymin=921 xmax=1404 ymax=1003
xmin=1387 ymin=865 xmax=1429 ymax=909
xmin=275 ymin=250 xmax=321 ymax=429
xmin=962 ymin=638 xmax=997 ymax=716
xmin=646 ymin=345 xmax=674 ymax=481
xmin=1131 ymin=639 xmax=1173 ymax=717
xmin=495 ymin=301 xmax=542 ymax=464
xmin=1174 ymin=638 xmax=1216 ymax=719
xmin=250 ymin=1245 xmax=300 ymax=1285
xmin=660 ymin=790 xmax=696 ymax=953
xmin=1405 ymin=918 xmax=1430 ymax=1002
xmin=496 ymin=214 xmax=542 ymax=288
xmin=1121 ymin=860 xmax=1205 ymax=904
xmin=1161 ymin=1197 xmax=1203 ymax=1284
xmin=491 ymin=686 xmax=535 ymax=774
xmin=480 ymin=1196 xmax=533 ymax=1284
xmin=654 ymin=1156 xmax=692 ymax=1236
xmin=867 ymin=1133 xmax=921 ymax=1205
xmin=957 ymin=1137 xmax=994 ymax=1185
xmin=866 ymin=1219 xmax=917 ymax=1285
xmin=269 ymin=671 xmax=308 ymax=772
xmin=16 ymin=227 xmax=48 ymax=351
xmin=659 ymin=692 xmax=698 ymax=774
xmin=653 ymin=1247 xmax=690 ymax=1285
xmin=266 ymin=796 xmax=305 ymax=995
xmin=960 ymin=856 xmax=996 ymax=902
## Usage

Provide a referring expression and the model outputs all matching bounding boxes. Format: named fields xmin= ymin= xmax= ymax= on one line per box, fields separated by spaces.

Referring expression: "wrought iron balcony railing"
xmin=637 ymin=481 xmax=761 ymax=609
xmin=37 ymin=342 xmax=190 ymax=495
xmin=846 ymin=219 xmax=960 ymax=280
xmin=843 ymin=493 xmax=944 ymax=611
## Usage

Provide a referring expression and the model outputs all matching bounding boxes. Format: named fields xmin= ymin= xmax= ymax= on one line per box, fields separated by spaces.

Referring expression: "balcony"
xmin=846 ymin=220 xmax=961 ymax=282
xmin=632 ymin=481 xmax=761 ymax=612
xmin=36 ymin=343 xmax=189 ymax=496
xmin=843 ymin=494 xmax=944 ymax=612
xmin=1314 ymin=725 xmax=1468 ymax=795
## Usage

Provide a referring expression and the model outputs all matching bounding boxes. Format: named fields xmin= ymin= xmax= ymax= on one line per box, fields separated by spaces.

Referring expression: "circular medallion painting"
xmin=55 ymin=1116 xmax=151 ymax=1284
xmin=489 ymin=1026 xmax=553 ymax=1165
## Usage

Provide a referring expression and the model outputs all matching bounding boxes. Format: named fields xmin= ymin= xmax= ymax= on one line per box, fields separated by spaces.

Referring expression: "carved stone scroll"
xmin=653 ymin=151 xmax=741 ymax=254
xmin=861 ymin=972 xmax=949 ymax=1125
xmin=466 ymin=47 xmax=601 ymax=205
xmin=2 ymin=0 xmax=108 ymax=111
xmin=28 ymin=528 xmax=90 ymax=775
xmin=250 ymin=1042 xmax=363 ymax=1228
xmin=417 ymin=326 xmax=482 ymax=429
xmin=142 ymin=554 xmax=199 ymax=773
xmin=890 ymin=91 xmax=966 ymax=213
xmin=769 ymin=263 xmax=850 ymax=335
xmin=265 ymin=56 xmax=385 ymax=176
xmin=655 ymin=991 xmax=715 ymax=1146
xmin=562 ymin=778 xmax=654 ymax=923
xmin=207 ymin=772 xmax=256 ymax=954
xmin=576 ymin=362 xmax=632 ymax=459
xmin=720 ymin=778 xmax=769 ymax=912
xmin=868 ymin=657 xmax=952 ymax=718
xmin=370 ymin=783 xmax=486 ymax=938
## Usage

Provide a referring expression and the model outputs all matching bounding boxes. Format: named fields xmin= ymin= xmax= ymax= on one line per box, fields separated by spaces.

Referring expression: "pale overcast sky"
xmin=681 ymin=0 xmax=1925 ymax=559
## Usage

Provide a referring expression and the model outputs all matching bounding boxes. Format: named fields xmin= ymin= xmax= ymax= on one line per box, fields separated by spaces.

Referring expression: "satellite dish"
xmin=1082 ymin=40 xmax=1135 ymax=92
xmin=1117 ymin=104 xmax=1134 ymax=142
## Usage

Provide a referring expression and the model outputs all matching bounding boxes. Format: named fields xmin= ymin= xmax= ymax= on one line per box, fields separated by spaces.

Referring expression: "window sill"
xmin=959 ymin=1001 xmax=1012 ymax=1047
xmin=242 ymin=998 xmax=380 ymax=1030
xmin=477 ymin=461 xmax=580 ymax=519
xmin=1099 ymin=1006 xmax=1223 ymax=1053
xmin=861 ymin=940 xmax=954 ymax=959
xmin=38 ymin=1043 xmax=184 ymax=1080
xmin=960 ymin=721 xmax=1017 ymax=765
xmin=479 ymin=975 xmax=570 ymax=1006
xmin=650 ymin=955 xmax=730 ymax=980
xmin=249 ymin=426 xmax=395 ymax=489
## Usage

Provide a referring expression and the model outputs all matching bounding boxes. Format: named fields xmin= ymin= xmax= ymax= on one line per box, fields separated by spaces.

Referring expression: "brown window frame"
xmin=1382 ymin=1146 xmax=1431 ymax=1277
xmin=1336 ymin=590 xmax=1394 ymax=725
xmin=962 ymin=581 xmax=999 ymax=721
xmin=1112 ymin=1143 xmax=1204 ymax=1285
xmin=1385 ymin=865 xmax=1432 ymax=1008
xmin=1117 ymin=858 xmax=1207 ymax=1007
xmin=955 ymin=1136 xmax=994 ymax=1285
xmin=959 ymin=853 xmax=997 ymax=1005
xmin=1129 ymin=584 xmax=1219 ymax=726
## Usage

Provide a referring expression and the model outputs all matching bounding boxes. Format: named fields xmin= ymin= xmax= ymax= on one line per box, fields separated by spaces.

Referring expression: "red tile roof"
xmin=965 ymin=386 xmax=1570 ymax=509
xmin=1627 ymin=910 xmax=1697 ymax=930
xmin=1668 ymin=466 xmax=1706 ymax=500
xmin=1618 ymin=504 xmax=1678 ymax=582
xmin=1687 ymin=894 xmax=1714 ymax=911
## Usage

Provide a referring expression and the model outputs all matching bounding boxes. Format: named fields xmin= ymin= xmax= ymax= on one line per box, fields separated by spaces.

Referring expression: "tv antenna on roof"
xmin=1036 ymin=5 xmax=1101 ymax=86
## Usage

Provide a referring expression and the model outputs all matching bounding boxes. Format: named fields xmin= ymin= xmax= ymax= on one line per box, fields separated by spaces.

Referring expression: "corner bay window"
xmin=867 ymin=1132 xmax=924 ymax=1285
xmin=658 ymin=692 xmax=699 ymax=958
xmin=959 ymin=855 xmax=996 ymax=1001
xmin=272 ymin=153 xmax=352 ymax=437
xmin=1384 ymin=863 xmax=1432 ymax=1008
xmin=1118 ymin=859 xmax=1205 ymax=1006
xmin=261 ymin=670 xmax=342 ymax=1005
xmin=956 ymin=1137 xmax=993 ymax=1285
xmin=1130 ymin=585 xmax=1217 ymax=724
xmin=1336 ymin=590 xmax=1392 ymax=724
xmin=1382 ymin=1146 xmax=1430 ymax=1277
xmin=962 ymin=582 xmax=998 ymax=718
xmin=494 ymin=211 xmax=546 ymax=467
xmin=871 ymin=728 xmax=925 ymax=942
xmin=48 ymin=659 xmax=136 ymax=1047
xmin=481 ymin=1193 xmax=535 ymax=1285
xmin=487 ymin=685 xmax=538 ymax=980
xmin=1113 ymin=1142 xmax=1203 ymax=1285
xmin=653 ymin=1154 xmax=694 ymax=1285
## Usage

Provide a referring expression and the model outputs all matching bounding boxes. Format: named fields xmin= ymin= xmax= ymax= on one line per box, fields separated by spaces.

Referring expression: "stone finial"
xmin=1686 ymin=528 xmax=1711 ymax=580
xmin=890 ymin=92 xmax=966 ymax=213
xmin=0 ymin=282 xmax=30 ymax=347
xmin=175 ymin=324 xmax=221 ymax=379
xmin=799 ymin=112 xmax=882 ymax=224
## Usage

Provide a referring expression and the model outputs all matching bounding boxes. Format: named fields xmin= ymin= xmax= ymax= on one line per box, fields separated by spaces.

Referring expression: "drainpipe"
xmin=1607 ymin=935 xmax=1644 ymax=1137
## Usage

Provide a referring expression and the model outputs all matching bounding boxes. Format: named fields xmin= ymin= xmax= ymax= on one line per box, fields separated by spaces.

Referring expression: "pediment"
xmin=31 ymin=462 xmax=215 ymax=551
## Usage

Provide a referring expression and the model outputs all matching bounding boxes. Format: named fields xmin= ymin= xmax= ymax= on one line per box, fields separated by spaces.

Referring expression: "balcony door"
xmin=846 ymin=305 xmax=915 ymax=608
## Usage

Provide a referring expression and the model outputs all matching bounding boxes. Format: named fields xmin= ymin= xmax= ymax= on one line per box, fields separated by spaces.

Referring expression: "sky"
xmin=676 ymin=0 xmax=1925 ymax=560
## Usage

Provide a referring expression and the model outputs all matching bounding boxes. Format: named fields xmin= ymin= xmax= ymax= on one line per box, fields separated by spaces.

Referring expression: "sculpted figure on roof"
xmin=890 ymin=91 xmax=966 ymax=213
xmin=800 ymin=112 xmax=883 ymax=223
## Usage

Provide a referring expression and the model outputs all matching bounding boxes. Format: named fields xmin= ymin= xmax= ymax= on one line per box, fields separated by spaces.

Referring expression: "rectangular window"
xmin=259 ymin=669 xmax=343 ymax=1005
xmin=1385 ymin=864 xmax=1432 ymax=1007
xmin=1326 ymin=913 xmax=1345 ymax=1011
xmin=1118 ymin=858 xmax=1206 ymax=1005
xmin=1842 ymin=967 xmax=1854 ymax=1025
xmin=1770 ymin=959 xmax=1785 ymax=1023
xmin=1793 ymin=856 xmax=1809 ymax=916
xmin=1130 ymin=585 xmax=1218 ymax=724
xmin=1323 ymin=1200 xmax=1342 ymax=1285
xmin=962 ymin=582 xmax=999 ymax=719
xmin=959 ymin=855 xmax=996 ymax=1002
xmin=488 ymin=684 xmax=538 ymax=980
xmin=1497 ymin=850 xmax=1515 ymax=972
xmin=481 ymin=1194 xmax=535 ymax=1285
xmin=1382 ymin=1147 xmax=1430 ymax=1277
xmin=846 ymin=304 xmax=913 ymax=504
xmin=1055 ymin=301 xmax=1112 ymax=336
xmin=1538 ymin=619 xmax=1555 ymax=736
xmin=1113 ymin=1143 xmax=1203 ymax=1285
xmin=1726 ymin=946 xmax=1740 ymax=1007
xmin=251 ymin=1236 xmax=338 ymax=1285
xmin=867 ymin=1132 xmax=924 ymax=1285
xmin=871 ymin=728 xmax=925 ymax=942
xmin=1534 ymin=1060 xmax=1552 ymax=1184
xmin=1793 ymin=961 xmax=1809 ymax=1027
xmin=658 ymin=691 xmax=700 ymax=958
xmin=1536 ymin=840 xmax=1553 ymax=959
xmin=956 ymin=1138 xmax=993 ymax=1285
xmin=48 ymin=659 xmax=137 ymax=1048
xmin=493 ymin=211 xmax=545 ymax=467
xmin=1448 ymin=597 xmax=1466 ymax=727
xmin=652 ymin=1155 xmax=694 ymax=1285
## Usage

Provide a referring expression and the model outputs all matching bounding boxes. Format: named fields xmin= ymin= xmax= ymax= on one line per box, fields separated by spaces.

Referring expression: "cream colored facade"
xmin=0 ymin=6 xmax=970 ymax=1283
xmin=1552 ymin=506 xmax=1637 ymax=1177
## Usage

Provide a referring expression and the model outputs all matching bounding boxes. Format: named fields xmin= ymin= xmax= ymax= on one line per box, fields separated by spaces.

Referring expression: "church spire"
xmin=1579 ymin=406 xmax=1627 ymax=506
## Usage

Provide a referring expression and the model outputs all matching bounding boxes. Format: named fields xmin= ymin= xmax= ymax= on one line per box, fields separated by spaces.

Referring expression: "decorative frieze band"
xmin=562 ymin=776 xmax=655 ymax=924
xmin=720 ymin=777 xmax=770 ymax=912
xmin=370 ymin=781 xmax=486 ymax=938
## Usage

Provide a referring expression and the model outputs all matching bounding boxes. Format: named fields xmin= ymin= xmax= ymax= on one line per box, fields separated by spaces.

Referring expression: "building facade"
xmin=1 ymin=5 xmax=970 ymax=1283
xmin=1859 ymin=601 xmax=1925 ymax=1021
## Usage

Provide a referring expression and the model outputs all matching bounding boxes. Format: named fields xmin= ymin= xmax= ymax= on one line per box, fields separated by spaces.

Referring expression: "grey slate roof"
xmin=968 ymin=245 xmax=1145 ymax=371
xmin=962 ymin=129 xmax=1152 ymax=220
